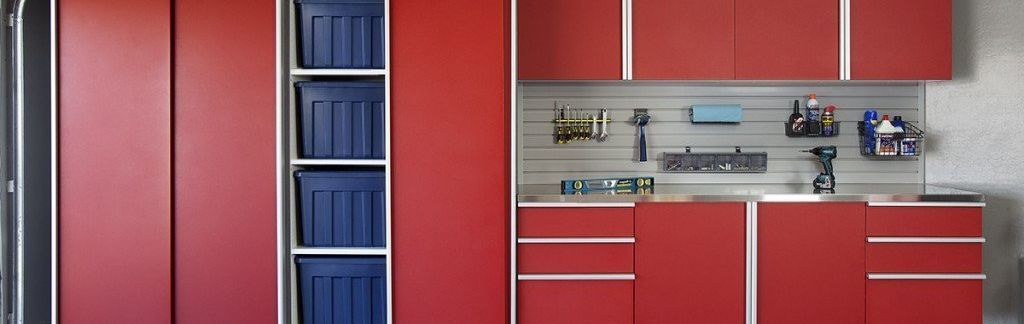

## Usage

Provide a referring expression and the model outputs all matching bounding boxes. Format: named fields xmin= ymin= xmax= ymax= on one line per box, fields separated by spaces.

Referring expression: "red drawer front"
xmin=518 ymin=280 xmax=634 ymax=324
xmin=519 ymin=243 xmax=633 ymax=274
xmin=867 ymin=280 xmax=982 ymax=324
xmin=867 ymin=207 xmax=982 ymax=237
xmin=867 ymin=243 xmax=982 ymax=273
xmin=519 ymin=208 xmax=633 ymax=237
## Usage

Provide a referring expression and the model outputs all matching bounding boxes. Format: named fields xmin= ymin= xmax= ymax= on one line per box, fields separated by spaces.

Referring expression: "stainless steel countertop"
xmin=518 ymin=184 xmax=984 ymax=203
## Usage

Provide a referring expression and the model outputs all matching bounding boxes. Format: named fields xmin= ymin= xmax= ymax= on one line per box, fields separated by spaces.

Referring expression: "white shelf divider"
xmin=291 ymin=68 xmax=386 ymax=76
xmin=290 ymin=159 xmax=387 ymax=166
xmin=292 ymin=247 xmax=389 ymax=256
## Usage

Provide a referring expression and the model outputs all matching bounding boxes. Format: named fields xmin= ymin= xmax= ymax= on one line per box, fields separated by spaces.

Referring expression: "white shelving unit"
xmin=277 ymin=1 xmax=391 ymax=323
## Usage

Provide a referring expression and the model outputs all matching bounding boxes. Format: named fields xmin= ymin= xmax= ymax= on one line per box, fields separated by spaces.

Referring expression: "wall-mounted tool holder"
xmin=858 ymin=121 xmax=924 ymax=158
xmin=785 ymin=121 xmax=841 ymax=137
xmin=553 ymin=105 xmax=611 ymax=144
xmin=663 ymin=147 xmax=768 ymax=173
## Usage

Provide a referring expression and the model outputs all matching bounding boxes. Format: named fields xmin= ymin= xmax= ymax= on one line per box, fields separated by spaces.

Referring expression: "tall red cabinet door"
xmin=59 ymin=0 xmax=172 ymax=322
xmin=851 ymin=0 xmax=951 ymax=80
xmin=173 ymin=0 xmax=277 ymax=323
xmin=633 ymin=0 xmax=735 ymax=79
xmin=635 ymin=203 xmax=746 ymax=324
xmin=518 ymin=0 xmax=621 ymax=80
xmin=735 ymin=0 xmax=839 ymax=79
xmin=758 ymin=203 xmax=865 ymax=324
xmin=392 ymin=0 xmax=509 ymax=323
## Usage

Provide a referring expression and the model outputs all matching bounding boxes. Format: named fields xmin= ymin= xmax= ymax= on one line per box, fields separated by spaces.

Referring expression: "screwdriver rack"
xmin=552 ymin=105 xmax=612 ymax=144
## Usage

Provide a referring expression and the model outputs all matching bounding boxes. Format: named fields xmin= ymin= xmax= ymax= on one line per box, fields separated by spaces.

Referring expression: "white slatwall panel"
xmin=517 ymin=81 xmax=924 ymax=185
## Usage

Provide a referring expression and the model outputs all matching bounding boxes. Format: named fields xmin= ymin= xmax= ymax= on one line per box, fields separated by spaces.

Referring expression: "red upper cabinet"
xmin=518 ymin=0 xmax=622 ymax=80
xmin=735 ymin=0 xmax=839 ymax=80
xmin=851 ymin=0 xmax=952 ymax=80
xmin=633 ymin=0 xmax=735 ymax=79
xmin=758 ymin=203 xmax=866 ymax=324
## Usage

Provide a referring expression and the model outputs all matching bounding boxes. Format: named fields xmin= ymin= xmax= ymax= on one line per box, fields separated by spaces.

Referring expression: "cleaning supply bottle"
xmin=788 ymin=99 xmax=805 ymax=134
xmin=863 ymin=110 xmax=878 ymax=154
xmin=806 ymin=93 xmax=821 ymax=121
xmin=874 ymin=114 xmax=898 ymax=155
xmin=821 ymin=105 xmax=836 ymax=136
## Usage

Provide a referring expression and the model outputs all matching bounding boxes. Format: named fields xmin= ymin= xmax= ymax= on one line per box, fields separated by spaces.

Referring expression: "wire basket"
xmin=857 ymin=121 xmax=924 ymax=157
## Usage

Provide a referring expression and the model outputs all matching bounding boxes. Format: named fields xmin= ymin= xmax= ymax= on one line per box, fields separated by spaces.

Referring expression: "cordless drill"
xmin=803 ymin=146 xmax=837 ymax=190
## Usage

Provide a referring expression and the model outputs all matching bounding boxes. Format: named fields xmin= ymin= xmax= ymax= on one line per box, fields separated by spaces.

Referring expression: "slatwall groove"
xmin=518 ymin=82 xmax=922 ymax=185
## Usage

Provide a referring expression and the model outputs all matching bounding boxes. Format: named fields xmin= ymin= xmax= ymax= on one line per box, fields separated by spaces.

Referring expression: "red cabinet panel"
xmin=867 ymin=243 xmax=982 ymax=273
xmin=867 ymin=207 xmax=982 ymax=237
xmin=635 ymin=203 xmax=745 ymax=324
xmin=851 ymin=0 xmax=952 ymax=80
xmin=59 ymin=0 xmax=172 ymax=322
xmin=392 ymin=0 xmax=509 ymax=322
xmin=735 ymin=0 xmax=839 ymax=79
xmin=519 ymin=243 xmax=634 ymax=274
xmin=519 ymin=281 xmax=633 ymax=324
xmin=758 ymin=203 xmax=865 ymax=324
xmin=633 ymin=0 xmax=735 ymax=79
xmin=867 ymin=280 xmax=982 ymax=324
xmin=173 ymin=0 xmax=277 ymax=322
xmin=518 ymin=0 xmax=622 ymax=80
xmin=519 ymin=207 xmax=634 ymax=237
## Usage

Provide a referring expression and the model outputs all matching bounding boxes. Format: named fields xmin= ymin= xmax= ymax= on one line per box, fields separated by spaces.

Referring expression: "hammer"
xmin=633 ymin=109 xmax=651 ymax=162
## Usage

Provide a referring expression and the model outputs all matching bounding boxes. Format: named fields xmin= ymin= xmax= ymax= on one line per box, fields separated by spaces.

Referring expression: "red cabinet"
xmin=867 ymin=280 xmax=982 ymax=324
xmin=519 ymin=280 xmax=634 ymax=324
xmin=519 ymin=207 xmax=634 ymax=237
xmin=867 ymin=243 xmax=982 ymax=273
xmin=518 ymin=0 xmax=622 ymax=80
xmin=867 ymin=206 xmax=981 ymax=237
xmin=633 ymin=0 xmax=735 ymax=79
xmin=519 ymin=243 xmax=634 ymax=274
xmin=635 ymin=203 xmax=746 ymax=324
xmin=851 ymin=0 xmax=952 ymax=80
xmin=59 ymin=0 xmax=173 ymax=322
xmin=392 ymin=0 xmax=510 ymax=322
xmin=735 ymin=0 xmax=839 ymax=80
xmin=758 ymin=203 xmax=865 ymax=324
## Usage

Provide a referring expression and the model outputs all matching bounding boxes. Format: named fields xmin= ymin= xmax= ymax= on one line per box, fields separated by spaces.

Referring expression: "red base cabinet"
xmin=635 ymin=203 xmax=746 ymax=324
xmin=758 ymin=203 xmax=866 ymax=324
xmin=868 ymin=280 xmax=982 ymax=324
xmin=518 ymin=281 xmax=634 ymax=324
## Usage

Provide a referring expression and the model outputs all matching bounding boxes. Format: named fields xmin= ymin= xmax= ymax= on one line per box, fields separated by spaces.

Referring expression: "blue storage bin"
xmin=295 ymin=0 xmax=385 ymax=69
xmin=296 ymin=170 xmax=385 ymax=247
xmin=296 ymin=256 xmax=386 ymax=324
xmin=296 ymin=81 xmax=385 ymax=160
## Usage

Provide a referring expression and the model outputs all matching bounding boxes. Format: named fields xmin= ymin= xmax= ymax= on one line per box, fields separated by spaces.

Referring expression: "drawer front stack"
xmin=864 ymin=203 xmax=985 ymax=324
xmin=516 ymin=204 xmax=636 ymax=324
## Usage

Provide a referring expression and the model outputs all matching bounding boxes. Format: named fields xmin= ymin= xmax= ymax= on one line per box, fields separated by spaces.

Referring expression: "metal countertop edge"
xmin=517 ymin=194 xmax=985 ymax=203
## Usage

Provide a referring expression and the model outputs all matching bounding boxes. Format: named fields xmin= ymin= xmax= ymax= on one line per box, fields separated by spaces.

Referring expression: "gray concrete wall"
xmin=924 ymin=0 xmax=1024 ymax=323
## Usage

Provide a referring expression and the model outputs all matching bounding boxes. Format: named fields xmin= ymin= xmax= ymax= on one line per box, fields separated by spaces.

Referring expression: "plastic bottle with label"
xmin=874 ymin=115 xmax=898 ymax=155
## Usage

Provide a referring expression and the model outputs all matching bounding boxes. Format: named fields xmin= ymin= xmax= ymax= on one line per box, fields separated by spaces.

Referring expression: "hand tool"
xmin=590 ymin=114 xmax=598 ymax=139
xmin=555 ymin=105 xmax=566 ymax=144
xmin=598 ymin=109 xmax=609 ymax=142
xmin=632 ymin=109 xmax=651 ymax=162
xmin=562 ymin=177 xmax=654 ymax=194
xmin=802 ymin=146 xmax=837 ymax=191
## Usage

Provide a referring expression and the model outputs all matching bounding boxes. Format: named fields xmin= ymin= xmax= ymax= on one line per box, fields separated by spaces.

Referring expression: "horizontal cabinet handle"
xmin=868 ymin=273 xmax=987 ymax=280
xmin=517 ymin=237 xmax=635 ymax=244
xmin=867 ymin=237 xmax=986 ymax=243
xmin=867 ymin=202 xmax=986 ymax=208
xmin=517 ymin=202 xmax=635 ymax=208
xmin=517 ymin=274 xmax=635 ymax=281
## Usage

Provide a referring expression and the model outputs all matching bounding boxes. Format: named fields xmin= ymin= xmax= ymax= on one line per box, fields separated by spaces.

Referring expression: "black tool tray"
xmin=663 ymin=147 xmax=768 ymax=173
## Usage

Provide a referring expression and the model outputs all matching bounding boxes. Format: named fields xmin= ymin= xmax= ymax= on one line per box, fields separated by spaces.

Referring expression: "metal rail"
xmin=7 ymin=0 xmax=28 ymax=323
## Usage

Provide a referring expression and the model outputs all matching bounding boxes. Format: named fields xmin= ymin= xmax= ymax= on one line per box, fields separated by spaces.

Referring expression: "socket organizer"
xmin=663 ymin=147 xmax=768 ymax=173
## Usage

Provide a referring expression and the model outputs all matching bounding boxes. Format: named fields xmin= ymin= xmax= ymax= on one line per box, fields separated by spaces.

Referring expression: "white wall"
xmin=925 ymin=0 xmax=1024 ymax=322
